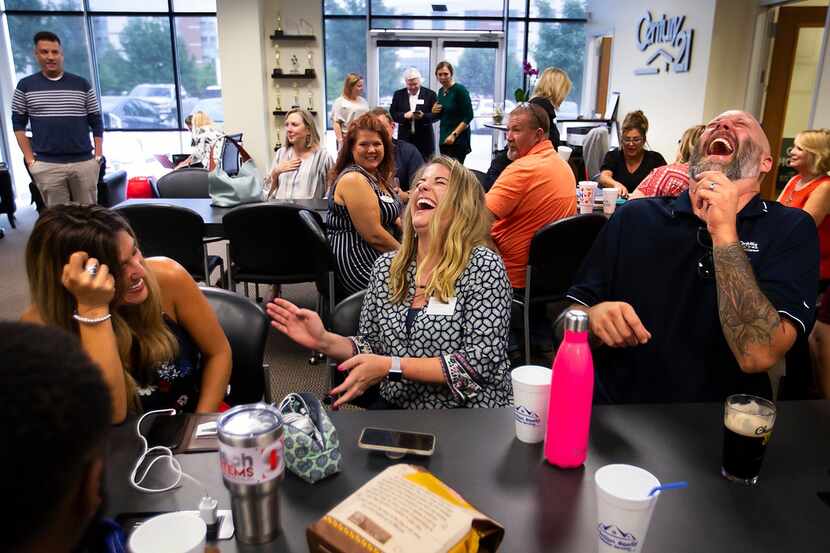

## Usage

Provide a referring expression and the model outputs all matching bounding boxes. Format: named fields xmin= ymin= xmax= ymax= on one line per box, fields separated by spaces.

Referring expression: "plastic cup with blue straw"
xmin=594 ymin=465 xmax=687 ymax=553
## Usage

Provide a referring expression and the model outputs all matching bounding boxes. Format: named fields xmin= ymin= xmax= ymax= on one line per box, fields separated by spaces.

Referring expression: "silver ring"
xmin=86 ymin=263 xmax=98 ymax=277
xmin=709 ymin=182 xmax=717 ymax=191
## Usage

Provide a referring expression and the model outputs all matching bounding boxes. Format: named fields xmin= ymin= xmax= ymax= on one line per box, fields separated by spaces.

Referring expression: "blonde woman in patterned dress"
xmin=267 ymin=156 xmax=513 ymax=409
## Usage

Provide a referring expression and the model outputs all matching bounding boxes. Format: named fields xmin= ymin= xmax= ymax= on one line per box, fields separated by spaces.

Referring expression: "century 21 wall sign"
xmin=634 ymin=12 xmax=694 ymax=76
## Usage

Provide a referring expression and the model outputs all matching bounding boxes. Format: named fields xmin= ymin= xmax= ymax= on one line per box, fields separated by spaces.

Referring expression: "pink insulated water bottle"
xmin=545 ymin=309 xmax=594 ymax=468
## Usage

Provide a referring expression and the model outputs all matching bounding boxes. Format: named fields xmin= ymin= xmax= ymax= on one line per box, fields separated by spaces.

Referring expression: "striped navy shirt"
xmin=12 ymin=72 xmax=103 ymax=163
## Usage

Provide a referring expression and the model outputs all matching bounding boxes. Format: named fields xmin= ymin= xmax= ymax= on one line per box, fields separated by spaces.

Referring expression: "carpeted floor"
xmin=0 ymin=204 xmax=333 ymax=405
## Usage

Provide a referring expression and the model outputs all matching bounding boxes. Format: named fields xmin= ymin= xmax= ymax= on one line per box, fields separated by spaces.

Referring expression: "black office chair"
xmin=518 ymin=213 xmax=607 ymax=363
xmin=98 ymin=170 xmax=128 ymax=207
xmin=298 ymin=209 xmax=337 ymax=316
xmin=116 ymin=204 xmax=224 ymax=286
xmin=328 ymin=290 xmax=369 ymax=404
xmin=469 ymin=169 xmax=487 ymax=187
xmin=224 ymin=203 xmax=333 ymax=363
xmin=201 ymin=286 xmax=268 ymax=405
xmin=156 ymin=167 xmax=210 ymax=198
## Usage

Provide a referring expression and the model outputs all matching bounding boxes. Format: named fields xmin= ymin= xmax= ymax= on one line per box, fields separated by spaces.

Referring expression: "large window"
xmin=323 ymin=0 xmax=587 ymax=130
xmin=7 ymin=14 xmax=92 ymax=82
xmin=324 ymin=15 xmax=367 ymax=128
xmin=2 ymin=0 xmax=220 ymax=176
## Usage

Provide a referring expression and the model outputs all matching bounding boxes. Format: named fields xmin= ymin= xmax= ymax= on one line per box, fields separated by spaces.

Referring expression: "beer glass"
xmin=721 ymin=394 xmax=776 ymax=485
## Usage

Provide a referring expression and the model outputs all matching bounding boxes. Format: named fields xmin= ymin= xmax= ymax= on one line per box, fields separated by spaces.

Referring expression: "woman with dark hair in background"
xmin=326 ymin=113 xmax=401 ymax=297
xmin=21 ymin=204 xmax=231 ymax=423
xmin=332 ymin=73 xmax=369 ymax=148
xmin=431 ymin=61 xmax=474 ymax=164
xmin=598 ymin=110 xmax=666 ymax=198
xmin=265 ymin=108 xmax=332 ymax=200
xmin=630 ymin=124 xmax=705 ymax=199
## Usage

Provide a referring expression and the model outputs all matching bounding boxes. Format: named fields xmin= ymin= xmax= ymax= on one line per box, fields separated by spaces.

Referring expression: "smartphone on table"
xmin=358 ymin=427 xmax=436 ymax=457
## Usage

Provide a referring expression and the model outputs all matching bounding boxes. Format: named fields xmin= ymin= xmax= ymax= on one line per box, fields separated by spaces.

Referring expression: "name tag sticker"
xmin=416 ymin=99 xmax=425 ymax=105
xmin=426 ymin=297 xmax=457 ymax=316
xmin=380 ymin=195 xmax=397 ymax=204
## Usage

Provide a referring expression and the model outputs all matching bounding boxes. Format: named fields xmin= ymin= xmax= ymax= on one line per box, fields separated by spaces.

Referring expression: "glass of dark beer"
xmin=721 ymin=394 xmax=776 ymax=485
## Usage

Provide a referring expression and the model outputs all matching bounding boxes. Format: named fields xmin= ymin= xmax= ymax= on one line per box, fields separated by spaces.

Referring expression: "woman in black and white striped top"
xmin=327 ymin=113 xmax=401 ymax=297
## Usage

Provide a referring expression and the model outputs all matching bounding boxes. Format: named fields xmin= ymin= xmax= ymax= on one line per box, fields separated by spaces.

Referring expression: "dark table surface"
xmin=114 ymin=198 xmax=329 ymax=237
xmin=106 ymin=402 xmax=830 ymax=552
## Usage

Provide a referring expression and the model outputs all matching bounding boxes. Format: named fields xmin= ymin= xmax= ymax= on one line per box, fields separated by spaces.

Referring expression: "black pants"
xmin=440 ymin=143 xmax=468 ymax=164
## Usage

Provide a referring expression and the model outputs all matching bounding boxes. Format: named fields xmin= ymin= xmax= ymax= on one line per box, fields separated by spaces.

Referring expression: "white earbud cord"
xmin=129 ymin=409 xmax=209 ymax=497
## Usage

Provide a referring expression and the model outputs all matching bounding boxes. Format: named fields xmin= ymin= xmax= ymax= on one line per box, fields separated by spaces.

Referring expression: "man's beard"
xmin=689 ymin=138 xmax=761 ymax=181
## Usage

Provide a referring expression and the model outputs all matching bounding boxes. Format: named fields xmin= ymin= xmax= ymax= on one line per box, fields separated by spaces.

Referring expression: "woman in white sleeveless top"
xmin=332 ymin=73 xmax=369 ymax=149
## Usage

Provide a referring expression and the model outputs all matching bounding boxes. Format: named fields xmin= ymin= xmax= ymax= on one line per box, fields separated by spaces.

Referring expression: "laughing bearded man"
xmin=563 ymin=110 xmax=819 ymax=404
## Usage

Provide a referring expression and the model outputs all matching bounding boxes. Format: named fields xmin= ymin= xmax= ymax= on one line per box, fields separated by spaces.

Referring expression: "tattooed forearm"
xmin=713 ymin=242 xmax=783 ymax=363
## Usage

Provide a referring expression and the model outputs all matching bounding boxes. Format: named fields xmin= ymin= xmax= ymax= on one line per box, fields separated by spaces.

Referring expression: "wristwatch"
xmin=388 ymin=356 xmax=403 ymax=382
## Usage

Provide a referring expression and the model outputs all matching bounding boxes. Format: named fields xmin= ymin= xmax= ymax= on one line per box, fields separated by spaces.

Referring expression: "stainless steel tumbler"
xmin=217 ymin=403 xmax=285 ymax=544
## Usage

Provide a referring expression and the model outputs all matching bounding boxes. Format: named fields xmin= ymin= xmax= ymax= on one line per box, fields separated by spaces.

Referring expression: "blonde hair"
xmin=190 ymin=110 xmax=213 ymax=129
xmin=389 ymin=156 xmax=493 ymax=304
xmin=794 ymin=129 xmax=830 ymax=175
xmin=284 ymin=108 xmax=321 ymax=149
xmin=676 ymin=124 xmax=705 ymax=163
xmin=25 ymin=205 xmax=178 ymax=413
xmin=532 ymin=67 xmax=572 ymax=108
xmin=342 ymin=73 xmax=363 ymax=100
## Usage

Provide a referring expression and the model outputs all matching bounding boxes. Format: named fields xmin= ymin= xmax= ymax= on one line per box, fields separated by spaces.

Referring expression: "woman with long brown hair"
xmin=268 ymin=156 xmax=512 ymax=409
xmin=326 ymin=112 xmax=401 ymax=297
xmin=22 ymin=204 xmax=231 ymax=423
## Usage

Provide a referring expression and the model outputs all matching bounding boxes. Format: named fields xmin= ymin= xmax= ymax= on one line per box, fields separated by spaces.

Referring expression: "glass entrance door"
xmin=369 ymin=35 xmax=503 ymax=170
xmin=438 ymin=40 xmax=500 ymax=170
xmin=375 ymin=40 xmax=432 ymax=108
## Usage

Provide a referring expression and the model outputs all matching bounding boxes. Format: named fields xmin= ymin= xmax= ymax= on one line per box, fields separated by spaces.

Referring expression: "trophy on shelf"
xmin=275 ymin=123 xmax=283 ymax=148
xmin=306 ymin=88 xmax=314 ymax=111
xmin=292 ymin=82 xmax=300 ymax=108
xmin=290 ymin=54 xmax=300 ymax=74
xmin=305 ymin=49 xmax=315 ymax=77
xmin=275 ymin=83 xmax=283 ymax=111
xmin=276 ymin=11 xmax=283 ymax=33
xmin=273 ymin=46 xmax=283 ymax=76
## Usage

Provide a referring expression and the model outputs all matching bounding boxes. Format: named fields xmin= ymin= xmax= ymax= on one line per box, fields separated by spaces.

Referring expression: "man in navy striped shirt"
xmin=12 ymin=31 xmax=104 ymax=207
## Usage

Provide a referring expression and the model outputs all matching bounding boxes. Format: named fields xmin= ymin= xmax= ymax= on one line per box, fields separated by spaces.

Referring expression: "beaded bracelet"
xmin=73 ymin=311 xmax=112 ymax=324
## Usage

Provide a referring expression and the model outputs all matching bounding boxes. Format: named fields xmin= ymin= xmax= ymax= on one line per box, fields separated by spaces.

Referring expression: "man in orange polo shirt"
xmin=486 ymin=103 xmax=576 ymax=291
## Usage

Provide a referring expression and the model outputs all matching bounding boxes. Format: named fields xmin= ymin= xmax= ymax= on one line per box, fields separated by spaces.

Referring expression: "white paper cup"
xmin=511 ymin=365 xmax=552 ymax=443
xmin=595 ymin=464 xmax=660 ymax=553
xmin=577 ymin=181 xmax=598 ymax=215
xmin=602 ymin=188 xmax=619 ymax=216
xmin=129 ymin=511 xmax=207 ymax=553
xmin=558 ymin=146 xmax=573 ymax=162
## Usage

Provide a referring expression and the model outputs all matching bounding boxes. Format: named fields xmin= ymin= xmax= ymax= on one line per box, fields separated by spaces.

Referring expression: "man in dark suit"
xmin=390 ymin=68 xmax=437 ymax=162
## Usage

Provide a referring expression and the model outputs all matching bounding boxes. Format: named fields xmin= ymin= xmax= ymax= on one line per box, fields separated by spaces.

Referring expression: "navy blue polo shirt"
xmin=566 ymin=191 xmax=818 ymax=404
